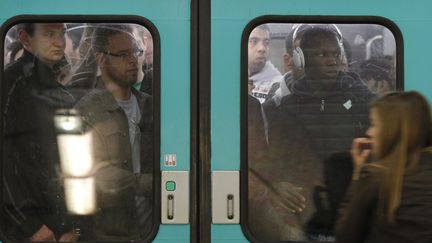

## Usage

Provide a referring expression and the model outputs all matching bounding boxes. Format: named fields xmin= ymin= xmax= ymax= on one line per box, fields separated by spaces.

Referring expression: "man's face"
xmin=27 ymin=23 xmax=66 ymax=67
xmin=101 ymin=32 xmax=142 ymax=88
xmin=248 ymin=27 xmax=269 ymax=76
xmin=132 ymin=28 xmax=146 ymax=81
xmin=304 ymin=35 xmax=342 ymax=82
xmin=143 ymin=29 xmax=153 ymax=66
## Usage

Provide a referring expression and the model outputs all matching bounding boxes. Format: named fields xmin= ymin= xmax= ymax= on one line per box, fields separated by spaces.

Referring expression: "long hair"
xmin=371 ymin=91 xmax=432 ymax=223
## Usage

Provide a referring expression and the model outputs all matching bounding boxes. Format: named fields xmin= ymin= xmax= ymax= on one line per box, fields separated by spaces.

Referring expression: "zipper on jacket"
xmin=320 ymin=98 xmax=325 ymax=112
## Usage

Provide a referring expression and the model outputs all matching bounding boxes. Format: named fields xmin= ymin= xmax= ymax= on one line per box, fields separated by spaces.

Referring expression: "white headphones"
xmin=291 ymin=24 xmax=345 ymax=69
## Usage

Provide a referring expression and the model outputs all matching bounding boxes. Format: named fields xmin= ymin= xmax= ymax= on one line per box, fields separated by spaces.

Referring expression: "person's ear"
xmin=283 ymin=53 xmax=291 ymax=72
xmin=18 ymin=30 xmax=32 ymax=52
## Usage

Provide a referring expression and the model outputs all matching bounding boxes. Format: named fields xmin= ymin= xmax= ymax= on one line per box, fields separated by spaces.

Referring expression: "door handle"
xmin=227 ymin=194 xmax=234 ymax=220
xmin=167 ymin=194 xmax=174 ymax=220
xmin=212 ymin=171 xmax=240 ymax=224
xmin=161 ymin=171 xmax=189 ymax=224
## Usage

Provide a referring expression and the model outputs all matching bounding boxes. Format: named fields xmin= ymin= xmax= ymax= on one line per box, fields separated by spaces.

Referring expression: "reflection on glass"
xmin=247 ymin=23 xmax=397 ymax=242
xmin=2 ymin=22 xmax=154 ymax=242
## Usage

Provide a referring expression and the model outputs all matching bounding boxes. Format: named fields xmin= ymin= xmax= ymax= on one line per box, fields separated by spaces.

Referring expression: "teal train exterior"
xmin=0 ymin=0 xmax=431 ymax=242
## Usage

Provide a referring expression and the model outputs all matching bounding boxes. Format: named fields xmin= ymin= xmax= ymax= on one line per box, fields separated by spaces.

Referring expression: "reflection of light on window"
xmin=57 ymin=132 xmax=93 ymax=177
xmin=54 ymin=115 xmax=82 ymax=132
xmin=64 ymin=178 xmax=96 ymax=215
xmin=55 ymin=109 xmax=96 ymax=215
xmin=60 ymin=118 xmax=79 ymax=131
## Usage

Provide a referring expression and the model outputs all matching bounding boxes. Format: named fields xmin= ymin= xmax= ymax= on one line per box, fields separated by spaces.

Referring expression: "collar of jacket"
xmin=291 ymin=71 xmax=360 ymax=98
xmin=90 ymin=83 xmax=148 ymax=113
xmin=20 ymin=49 xmax=69 ymax=90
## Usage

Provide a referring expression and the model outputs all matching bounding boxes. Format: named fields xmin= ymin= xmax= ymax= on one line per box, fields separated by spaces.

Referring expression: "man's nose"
xmin=257 ymin=41 xmax=267 ymax=52
xmin=326 ymin=55 xmax=340 ymax=65
xmin=53 ymin=35 xmax=66 ymax=47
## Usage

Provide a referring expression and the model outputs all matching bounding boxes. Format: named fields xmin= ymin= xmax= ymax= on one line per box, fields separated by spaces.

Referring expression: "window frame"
xmin=240 ymin=15 xmax=404 ymax=243
xmin=0 ymin=15 xmax=161 ymax=243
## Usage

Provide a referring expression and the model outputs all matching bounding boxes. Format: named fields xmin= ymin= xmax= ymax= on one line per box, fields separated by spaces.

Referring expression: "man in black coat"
xmin=2 ymin=23 xmax=77 ymax=242
xmin=260 ymin=25 xmax=375 ymax=241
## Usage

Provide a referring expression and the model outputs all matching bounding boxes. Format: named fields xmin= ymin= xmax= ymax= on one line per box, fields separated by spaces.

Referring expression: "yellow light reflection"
xmin=64 ymin=178 xmax=96 ymax=215
xmin=57 ymin=132 xmax=93 ymax=177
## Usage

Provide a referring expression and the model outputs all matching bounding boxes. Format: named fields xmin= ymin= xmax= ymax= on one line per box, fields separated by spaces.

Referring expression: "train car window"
xmin=247 ymin=23 xmax=398 ymax=242
xmin=2 ymin=22 xmax=157 ymax=242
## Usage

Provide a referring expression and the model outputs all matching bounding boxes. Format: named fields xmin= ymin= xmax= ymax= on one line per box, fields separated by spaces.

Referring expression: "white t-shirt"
xmin=117 ymin=94 xmax=142 ymax=173
xmin=249 ymin=61 xmax=282 ymax=103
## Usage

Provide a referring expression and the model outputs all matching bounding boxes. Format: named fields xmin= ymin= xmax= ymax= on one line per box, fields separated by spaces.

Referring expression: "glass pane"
xmin=247 ymin=23 xmax=397 ymax=241
xmin=2 ymin=22 xmax=155 ymax=242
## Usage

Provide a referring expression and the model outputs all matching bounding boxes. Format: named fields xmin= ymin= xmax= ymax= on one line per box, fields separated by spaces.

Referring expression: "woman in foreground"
xmin=335 ymin=91 xmax=432 ymax=243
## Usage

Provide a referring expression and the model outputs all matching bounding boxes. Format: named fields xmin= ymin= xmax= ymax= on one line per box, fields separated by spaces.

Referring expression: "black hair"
xmin=16 ymin=23 xmax=35 ymax=36
xmin=91 ymin=24 xmax=133 ymax=53
xmin=285 ymin=24 xmax=312 ymax=55
xmin=300 ymin=27 xmax=341 ymax=51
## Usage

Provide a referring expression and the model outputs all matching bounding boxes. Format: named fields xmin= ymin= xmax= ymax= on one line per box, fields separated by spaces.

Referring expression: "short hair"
xmin=300 ymin=27 xmax=342 ymax=52
xmin=91 ymin=24 xmax=133 ymax=53
xmin=16 ymin=23 xmax=66 ymax=37
xmin=16 ymin=23 xmax=35 ymax=36
xmin=285 ymin=24 xmax=310 ymax=55
xmin=255 ymin=24 xmax=270 ymax=33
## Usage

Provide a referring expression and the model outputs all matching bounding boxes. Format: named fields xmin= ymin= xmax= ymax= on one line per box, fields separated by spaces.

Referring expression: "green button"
xmin=166 ymin=181 xmax=176 ymax=191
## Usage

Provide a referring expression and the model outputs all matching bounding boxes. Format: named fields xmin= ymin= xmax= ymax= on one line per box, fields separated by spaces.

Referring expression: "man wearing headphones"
xmin=260 ymin=25 xmax=374 ymax=241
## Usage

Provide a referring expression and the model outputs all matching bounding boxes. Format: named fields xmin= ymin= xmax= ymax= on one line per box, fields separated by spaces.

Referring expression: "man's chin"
xmin=250 ymin=63 xmax=266 ymax=75
xmin=127 ymin=78 xmax=139 ymax=86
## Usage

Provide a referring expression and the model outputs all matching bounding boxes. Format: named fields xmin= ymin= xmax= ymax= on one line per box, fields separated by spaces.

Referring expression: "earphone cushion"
xmin=292 ymin=47 xmax=305 ymax=69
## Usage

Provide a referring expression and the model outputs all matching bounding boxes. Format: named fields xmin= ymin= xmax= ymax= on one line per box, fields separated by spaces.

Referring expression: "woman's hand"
xmin=351 ymin=137 xmax=372 ymax=180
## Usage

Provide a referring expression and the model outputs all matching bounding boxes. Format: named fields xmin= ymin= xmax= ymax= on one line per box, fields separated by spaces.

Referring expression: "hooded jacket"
xmin=250 ymin=61 xmax=282 ymax=103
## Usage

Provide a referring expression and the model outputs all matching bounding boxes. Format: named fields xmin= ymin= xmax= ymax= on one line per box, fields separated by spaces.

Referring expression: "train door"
xmin=210 ymin=0 xmax=431 ymax=242
xmin=0 ymin=0 xmax=195 ymax=242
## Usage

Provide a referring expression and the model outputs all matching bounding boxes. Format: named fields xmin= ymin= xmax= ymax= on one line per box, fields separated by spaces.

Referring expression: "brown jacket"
xmin=75 ymin=87 xmax=153 ymax=241
xmin=336 ymin=152 xmax=432 ymax=243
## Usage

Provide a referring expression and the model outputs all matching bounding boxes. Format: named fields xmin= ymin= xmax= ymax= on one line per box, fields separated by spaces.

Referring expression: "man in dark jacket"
xmin=74 ymin=24 xmax=153 ymax=241
xmin=2 ymin=23 xmax=77 ymax=242
xmin=258 ymin=26 xmax=375 ymax=241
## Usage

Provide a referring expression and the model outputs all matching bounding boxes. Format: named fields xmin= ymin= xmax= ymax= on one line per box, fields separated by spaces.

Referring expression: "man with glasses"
xmin=74 ymin=24 xmax=153 ymax=241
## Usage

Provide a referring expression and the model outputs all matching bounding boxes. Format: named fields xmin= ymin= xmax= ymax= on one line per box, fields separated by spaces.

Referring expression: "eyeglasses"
xmin=101 ymin=48 xmax=144 ymax=60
